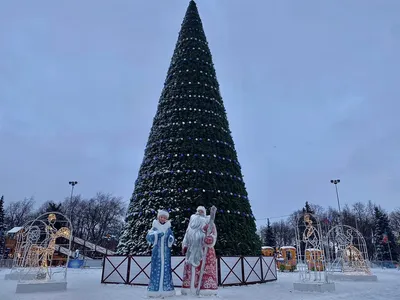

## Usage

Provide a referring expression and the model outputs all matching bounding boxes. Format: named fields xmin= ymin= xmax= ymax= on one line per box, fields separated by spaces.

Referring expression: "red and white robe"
xmin=181 ymin=222 xmax=218 ymax=295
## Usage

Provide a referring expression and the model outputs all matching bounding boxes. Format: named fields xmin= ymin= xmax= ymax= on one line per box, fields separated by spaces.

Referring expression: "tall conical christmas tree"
xmin=0 ymin=195 xmax=5 ymax=259
xmin=117 ymin=0 xmax=261 ymax=256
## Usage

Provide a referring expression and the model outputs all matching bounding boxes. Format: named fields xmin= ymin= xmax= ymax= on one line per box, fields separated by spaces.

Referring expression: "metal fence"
xmin=0 ymin=259 xmax=13 ymax=268
xmin=101 ymin=255 xmax=277 ymax=287
xmin=370 ymin=260 xmax=399 ymax=269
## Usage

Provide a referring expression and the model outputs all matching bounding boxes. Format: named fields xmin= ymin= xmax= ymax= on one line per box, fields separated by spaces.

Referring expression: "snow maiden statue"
xmin=146 ymin=209 xmax=175 ymax=298
xmin=181 ymin=206 xmax=218 ymax=295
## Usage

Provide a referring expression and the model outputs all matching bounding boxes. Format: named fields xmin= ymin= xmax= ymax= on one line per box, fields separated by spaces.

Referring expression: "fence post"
xmin=240 ymin=256 xmax=245 ymax=284
xmin=126 ymin=255 xmax=131 ymax=284
xmin=101 ymin=256 xmax=106 ymax=283
xmin=260 ymin=255 xmax=264 ymax=282
xmin=217 ymin=256 xmax=221 ymax=286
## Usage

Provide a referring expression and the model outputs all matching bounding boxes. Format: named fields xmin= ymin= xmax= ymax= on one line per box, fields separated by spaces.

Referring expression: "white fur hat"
xmin=196 ymin=206 xmax=206 ymax=215
xmin=157 ymin=209 xmax=169 ymax=218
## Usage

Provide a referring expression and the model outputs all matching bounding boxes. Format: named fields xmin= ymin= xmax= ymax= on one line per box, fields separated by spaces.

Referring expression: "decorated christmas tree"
xmin=117 ymin=0 xmax=261 ymax=256
xmin=0 ymin=195 xmax=5 ymax=259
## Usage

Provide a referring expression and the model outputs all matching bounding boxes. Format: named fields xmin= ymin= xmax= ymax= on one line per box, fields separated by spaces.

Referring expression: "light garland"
xmin=132 ymin=187 xmax=248 ymax=200
xmin=145 ymin=136 xmax=235 ymax=151
xmin=173 ymin=78 xmax=218 ymax=91
xmin=143 ymin=153 xmax=240 ymax=166
xmin=156 ymin=120 xmax=229 ymax=134
xmin=130 ymin=207 xmax=254 ymax=219
xmin=176 ymin=54 xmax=213 ymax=66
xmin=171 ymin=68 xmax=216 ymax=80
xmin=161 ymin=93 xmax=223 ymax=107
xmin=138 ymin=168 xmax=243 ymax=181
xmin=170 ymin=56 xmax=214 ymax=71
xmin=181 ymin=36 xmax=208 ymax=46
xmin=162 ymin=107 xmax=224 ymax=119
xmin=179 ymin=45 xmax=211 ymax=57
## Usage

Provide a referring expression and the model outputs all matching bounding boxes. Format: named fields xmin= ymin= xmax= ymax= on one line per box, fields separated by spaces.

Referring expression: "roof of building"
xmin=7 ymin=227 xmax=24 ymax=234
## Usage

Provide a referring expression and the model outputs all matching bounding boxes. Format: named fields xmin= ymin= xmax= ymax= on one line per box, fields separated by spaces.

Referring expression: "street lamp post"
xmin=330 ymin=179 xmax=342 ymax=224
xmin=69 ymin=181 xmax=78 ymax=201
xmin=68 ymin=181 xmax=78 ymax=220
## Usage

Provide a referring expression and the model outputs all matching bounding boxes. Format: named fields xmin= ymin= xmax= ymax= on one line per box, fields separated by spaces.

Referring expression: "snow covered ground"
xmin=0 ymin=267 xmax=399 ymax=300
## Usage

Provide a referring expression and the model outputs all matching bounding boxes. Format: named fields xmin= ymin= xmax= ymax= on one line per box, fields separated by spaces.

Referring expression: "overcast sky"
xmin=1 ymin=0 xmax=399 ymax=227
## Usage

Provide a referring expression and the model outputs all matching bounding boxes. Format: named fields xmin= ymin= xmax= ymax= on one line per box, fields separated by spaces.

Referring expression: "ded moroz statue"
xmin=146 ymin=209 xmax=175 ymax=298
xmin=181 ymin=206 xmax=218 ymax=295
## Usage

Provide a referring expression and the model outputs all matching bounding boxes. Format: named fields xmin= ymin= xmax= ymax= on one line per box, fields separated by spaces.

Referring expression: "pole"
xmin=334 ymin=184 xmax=341 ymax=215
xmin=330 ymin=179 xmax=342 ymax=225
xmin=70 ymin=185 xmax=75 ymax=202
xmin=68 ymin=181 xmax=78 ymax=222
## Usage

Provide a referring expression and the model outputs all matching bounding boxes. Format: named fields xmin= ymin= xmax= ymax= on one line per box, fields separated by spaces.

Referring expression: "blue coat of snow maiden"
xmin=146 ymin=210 xmax=175 ymax=298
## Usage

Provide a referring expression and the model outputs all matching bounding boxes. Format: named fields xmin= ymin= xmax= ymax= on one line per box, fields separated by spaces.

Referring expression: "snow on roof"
xmin=262 ymin=246 xmax=274 ymax=249
xmin=305 ymin=248 xmax=321 ymax=252
xmin=280 ymin=246 xmax=295 ymax=249
xmin=7 ymin=227 xmax=24 ymax=234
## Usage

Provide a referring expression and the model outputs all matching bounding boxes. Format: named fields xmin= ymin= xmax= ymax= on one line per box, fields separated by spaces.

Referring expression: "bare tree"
xmin=35 ymin=200 xmax=64 ymax=216
xmin=4 ymin=197 xmax=35 ymax=229
xmin=309 ymin=203 xmax=325 ymax=218
xmin=271 ymin=220 xmax=295 ymax=247
xmin=84 ymin=192 xmax=126 ymax=244
xmin=60 ymin=193 xmax=126 ymax=247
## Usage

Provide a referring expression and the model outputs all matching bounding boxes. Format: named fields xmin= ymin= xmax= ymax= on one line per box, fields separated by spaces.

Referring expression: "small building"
xmin=305 ymin=248 xmax=324 ymax=271
xmin=277 ymin=246 xmax=297 ymax=271
xmin=5 ymin=227 xmax=24 ymax=258
xmin=261 ymin=246 xmax=274 ymax=257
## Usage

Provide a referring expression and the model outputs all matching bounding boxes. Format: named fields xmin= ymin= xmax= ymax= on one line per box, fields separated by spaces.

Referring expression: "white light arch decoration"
xmin=16 ymin=212 xmax=73 ymax=283
xmin=295 ymin=212 xmax=329 ymax=283
xmin=324 ymin=224 xmax=371 ymax=275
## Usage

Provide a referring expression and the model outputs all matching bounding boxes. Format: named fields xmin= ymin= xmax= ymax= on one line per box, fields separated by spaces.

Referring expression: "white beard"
xmin=184 ymin=214 xmax=208 ymax=267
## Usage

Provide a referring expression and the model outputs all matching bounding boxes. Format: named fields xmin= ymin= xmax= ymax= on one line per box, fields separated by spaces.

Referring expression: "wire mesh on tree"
xmin=117 ymin=0 xmax=260 ymax=256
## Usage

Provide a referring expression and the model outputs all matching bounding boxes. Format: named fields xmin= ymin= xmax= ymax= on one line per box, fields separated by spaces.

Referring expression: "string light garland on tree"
xmin=146 ymin=136 xmax=236 ymax=151
xmin=132 ymin=187 xmax=249 ymax=200
xmin=155 ymin=121 xmax=230 ymax=134
xmin=130 ymin=208 xmax=254 ymax=219
xmin=117 ymin=0 xmax=261 ymax=256
xmin=161 ymin=94 xmax=223 ymax=107
xmin=143 ymin=152 xmax=241 ymax=166
xmin=137 ymin=169 xmax=243 ymax=181
xmin=164 ymin=107 xmax=225 ymax=118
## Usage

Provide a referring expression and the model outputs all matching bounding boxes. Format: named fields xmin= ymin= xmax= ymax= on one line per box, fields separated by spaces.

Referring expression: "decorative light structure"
xmin=324 ymin=224 xmax=376 ymax=280
xmin=11 ymin=212 xmax=73 ymax=293
xmin=294 ymin=212 xmax=334 ymax=292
